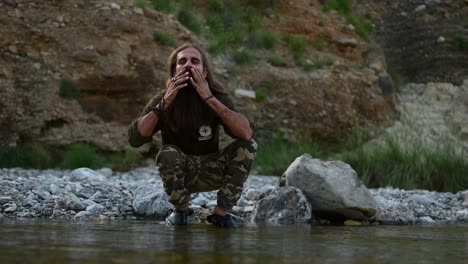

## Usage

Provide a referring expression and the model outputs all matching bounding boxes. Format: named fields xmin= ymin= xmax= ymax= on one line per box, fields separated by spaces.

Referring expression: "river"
xmin=0 ymin=219 xmax=466 ymax=263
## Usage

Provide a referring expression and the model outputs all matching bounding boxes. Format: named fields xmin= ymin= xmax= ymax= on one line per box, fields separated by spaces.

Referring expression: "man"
xmin=128 ymin=44 xmax=257 ymax=228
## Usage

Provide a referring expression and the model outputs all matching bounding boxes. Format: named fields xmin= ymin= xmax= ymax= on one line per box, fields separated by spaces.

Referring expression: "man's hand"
xmin=163 ymin=71 xmax=190 ymax=109
xmin=190 ymin=67 xmax=212 ymax=101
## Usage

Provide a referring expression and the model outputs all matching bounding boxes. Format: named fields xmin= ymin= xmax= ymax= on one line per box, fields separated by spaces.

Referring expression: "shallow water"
xmin=0 ymin=219 xmax=466 ymax=263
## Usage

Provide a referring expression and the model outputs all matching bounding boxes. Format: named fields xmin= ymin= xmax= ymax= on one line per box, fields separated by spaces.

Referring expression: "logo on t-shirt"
xmin=198 ymin=125 xmax=212 ymax=141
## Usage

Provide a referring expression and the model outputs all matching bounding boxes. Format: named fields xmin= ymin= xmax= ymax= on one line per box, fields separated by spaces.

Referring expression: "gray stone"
xmin=74 ymin=211 xmax=93 ymax=219
xmin=191 ymin=194 xmax=210 ymax=207
xmin=378 ymin=74 xmax=394 ymax=96
xmin=86 ymin=203 xmax=105 ymax=214
xmin=97 ymin=168 xmax=113 ymax=177
xmin=407 ymin=194 xmax=441 ymax=207
xmin=0 ymin=196 xmax=13 ymax=205
xmin=234 ymin=89 xmax=256 ymax=99
xmin=82 ymin=199 xmax=97 ymax=207
xmin=250 ymin=186 xmax=312 ymax=224
xmin=3 ymin=0 xmax=18 ymax=7
xmin=3 ymin=203 xmax=17 ymax=213
xmin=0 ymin=213 xmax=4 ymax=219
xmin=206 ymin=200 xmax=217 ymax=209
xmin=425 ymin=0 xmax=440 ymax=6
xmin=462 ymin=191 xmax=468 ymax=208
xmin=336 ymin=38 xmax=358 ymax=47
xmin=245 ymin=188 xmax=262 ymax=200
xmin=132 ymin=185 xmax=172 ymax=219
xmin=280 ymin=154 xmax=377 ymax=220
xmin=375 ymin=204 xmax=415 ymax=225
xmin=64 ymin=193 xmax=85 ymax=211
xmin=417 ymin=216 xmax=435 ymax=224
xmin=414 ymin=5 xmax=426 ymax=12
xmin=17 ymin=211 xmax=33 ymax=218
xmin=70 ymin=168 xmax=106 ymax=182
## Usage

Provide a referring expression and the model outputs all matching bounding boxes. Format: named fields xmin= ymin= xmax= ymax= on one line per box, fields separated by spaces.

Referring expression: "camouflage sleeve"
xmin=128 ymin=95 xmax=163 ymax=148
xmin=216 ymin=93 xmax=255 ymax=139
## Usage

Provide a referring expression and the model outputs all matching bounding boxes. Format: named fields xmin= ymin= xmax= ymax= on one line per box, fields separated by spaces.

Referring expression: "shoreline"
xmin=0 ymin=166 xmax=467 ymax=225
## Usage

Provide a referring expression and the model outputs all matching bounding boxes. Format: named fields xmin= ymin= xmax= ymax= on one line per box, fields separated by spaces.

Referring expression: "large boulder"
xmin=132 ymin=185 xmax=172 ymax=219
xmin=250 ymin=186 xmax=312 ymax=224
xmin=279 ymin=154 xmax=376 ymax=221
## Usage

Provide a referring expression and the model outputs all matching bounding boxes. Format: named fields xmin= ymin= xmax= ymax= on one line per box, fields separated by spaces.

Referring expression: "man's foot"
xmin=206 ymin=213 xmax=240 ymax=228
xmin=165 ymin=209 xmax=188 ymax=226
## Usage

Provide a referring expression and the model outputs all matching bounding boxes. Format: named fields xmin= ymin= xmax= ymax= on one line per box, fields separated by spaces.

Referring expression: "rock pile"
xmin=0 ymin=163 xmax=466 ymax=225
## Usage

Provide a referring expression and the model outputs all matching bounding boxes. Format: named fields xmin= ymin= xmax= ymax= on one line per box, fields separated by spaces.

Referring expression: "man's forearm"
xmin=137 ymin=112 xmax=160 ymax=137
xmin=206 ymin=98 xmax=252 ymax=140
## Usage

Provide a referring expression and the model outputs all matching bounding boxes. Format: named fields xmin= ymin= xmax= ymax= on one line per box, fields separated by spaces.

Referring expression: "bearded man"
xmin=128 ymin=44 xmax=257 ymax=228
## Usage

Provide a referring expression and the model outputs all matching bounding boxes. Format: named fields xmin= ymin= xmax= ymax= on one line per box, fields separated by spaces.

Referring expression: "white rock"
xmin=234 ymin=89 xmax=256 ymax=99
xmin=414 ymin=5 xmax=426 ymax=12
xmin=70 ymin=168 xmax=106 ymax=182
xmin=134 ymin=7 xmax=144 ymax=15
xmin=437 ymin=36 xmax=445 ymax=43
xmin=110 ymin=3 xmax=121 ymax=10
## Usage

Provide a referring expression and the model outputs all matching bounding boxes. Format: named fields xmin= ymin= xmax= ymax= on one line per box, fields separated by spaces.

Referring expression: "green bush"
xmin=314 ymin=38 xmax=326 ymax=51
xmin=245 ymin=9 xmax=261 ymax=31
xmin=454 ymin=33 xmax=468 ymax=52
xmin=323 ymin=0 xmax=350 ymax=14
xmin=59 ymin=79 xmax=81 ymax=99
xmin=232 ymin=49 xmax=255 ymax=65
xmin=323 ymin=0 xmax=373 ymax=41
xmin=151 ymin=0 xmax=174 ymax=13
xmin=135 ymin=0 xmax=147 ymax=9
xmin=285 ymin=35 xmax=308 ymax=55
xmin=61 ymin=144 xmax=105 ymax=170
xmin=337 ymin=136 xmax=468 ymax=192
xmin=255 ymin=90 xmax=267 ymax=102
xmin=270 ymin=55 xmax=283 ymax=66
xmin=346 ymin=15 xmax=373 ymax=41
xmin=177 ymin=9 xmax=202 ymax=35
xmin=153 ymin=31 xmax=176 ymax=46
xmin=255 ymin=135 xmax=323 ymax=175
xmin=0 ymin=144 xmax=53 ymax=169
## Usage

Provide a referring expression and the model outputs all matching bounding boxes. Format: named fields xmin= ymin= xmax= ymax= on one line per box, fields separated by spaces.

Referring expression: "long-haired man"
xmin=128 ymin=44 xmax=257 ymax=227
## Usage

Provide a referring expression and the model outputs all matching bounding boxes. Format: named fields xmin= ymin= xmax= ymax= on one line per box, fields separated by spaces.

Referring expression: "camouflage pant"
xmin=156 ymin=139 xmax=257 ymax=210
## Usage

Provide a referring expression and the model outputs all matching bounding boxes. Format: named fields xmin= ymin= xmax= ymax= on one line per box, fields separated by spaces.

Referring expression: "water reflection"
xmin=0 ymin=219 xmax=466 ymax=264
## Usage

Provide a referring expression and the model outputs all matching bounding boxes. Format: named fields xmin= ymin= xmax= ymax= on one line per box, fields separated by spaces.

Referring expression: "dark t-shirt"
xmin=128 ymin=92 xmax=250 ymax=156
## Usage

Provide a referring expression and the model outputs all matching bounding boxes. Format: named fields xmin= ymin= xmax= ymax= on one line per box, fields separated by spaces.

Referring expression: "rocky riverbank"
xmin=0 ymin=165 xmax=467 ymax=225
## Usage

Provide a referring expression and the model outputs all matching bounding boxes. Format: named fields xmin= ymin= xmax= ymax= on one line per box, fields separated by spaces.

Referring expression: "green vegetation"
xmin=232 ymin=48 xmax=255 ymax=65
xmin=177 ymin=8 xmax=202 ymax=35
xmin=454 ymin=33 xmax=468 ymax=53
xmin=270 ymin=55 xmax=284 ymax=66
xmin=151 ymin=0 xmax=174 ymax=13
xmin=313 ymin=38 xmax=326 ymax=51
xmin=59 ymin=79 xmax=82 ymax=99
xmin=337 ymin=136 xmax=467 ymax=193
xmin=284 ymin=35 xmax=308 ymax=64
xmin=255 ymin=90 xmax=267 ymax=102
xmin=318 ymin=19 xmax=325 ymax=27
xmin=0 ymin=144 xmax=52 ymax=169
xmin=254 ymin=131 xmax=468 ymax=192
xmin=0 ymin=143 xmax=141 ymax=171
xmin=247 ymin=31 xmax=280 ymax=49
xmin=134 ymin=0 xmax=147 ymax=9
xmin=255 ymin=135 xmax=323 ymax=175
xmin=323 ymin=0 xmax=373 ymax=41
xmin=153 ymin=31 xmax=176 ymax=46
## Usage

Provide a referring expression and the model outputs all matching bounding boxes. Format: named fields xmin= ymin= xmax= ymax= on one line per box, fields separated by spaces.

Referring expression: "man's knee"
xmin=156 ymin=145 xmax=185 ymax=167
xmin=232 ymin=139 xmax=257 ymax=161
xmin=234 ymin=138 xmax=257 ymax=152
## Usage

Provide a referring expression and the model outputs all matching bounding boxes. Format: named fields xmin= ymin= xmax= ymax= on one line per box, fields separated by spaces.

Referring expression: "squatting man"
xmin=128 ymin=44 xmax=257 ymax=227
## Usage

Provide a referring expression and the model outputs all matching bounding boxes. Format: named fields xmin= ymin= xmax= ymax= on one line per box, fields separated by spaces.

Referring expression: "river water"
xmin=0 ymin=219 xmax=466 ymax=263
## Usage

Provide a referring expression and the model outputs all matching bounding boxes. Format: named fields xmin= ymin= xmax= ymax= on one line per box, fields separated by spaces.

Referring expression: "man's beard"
xmin=167 ymin=82 xmax=214 ymax=130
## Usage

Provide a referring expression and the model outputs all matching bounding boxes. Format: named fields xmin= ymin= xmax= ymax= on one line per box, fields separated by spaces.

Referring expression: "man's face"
xmin=175 ymin=47 xmax=207 ymax=78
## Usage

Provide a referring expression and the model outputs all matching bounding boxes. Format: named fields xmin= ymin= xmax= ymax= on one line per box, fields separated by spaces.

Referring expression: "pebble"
xmin=437 ymin=36 xmax=445 ymax=43
xmin=110 ymin=3 xmax=121 ymax=10
xmin=0 ymin=167 xmax=465 ymax=225
xmin=414 ymin=5 xmax=426 ymax=13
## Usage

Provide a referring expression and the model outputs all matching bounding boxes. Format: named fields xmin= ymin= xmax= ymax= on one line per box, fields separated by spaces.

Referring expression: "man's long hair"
xmin=162 ymin=44 xmax=226 ymax=131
